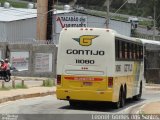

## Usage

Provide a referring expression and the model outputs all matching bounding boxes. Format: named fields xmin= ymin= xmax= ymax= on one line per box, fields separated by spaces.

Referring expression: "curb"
xmin=138 ymin=104 xmax=146 ymax=114
xmin=0 ymin=91 xmax=55 ymax=104
xmin=138 ymin=101 xmax=160 ymax=114
xmin=145 ymin=87 xmax=160 ymax=91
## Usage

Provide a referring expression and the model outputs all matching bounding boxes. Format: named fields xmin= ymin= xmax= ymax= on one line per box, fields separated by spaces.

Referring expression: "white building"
xmin=0 ymin=7 xmax=37 ymax=42
xmin=53 ymin=11 xmax=131 ymax=44
xmin=0 ymin=6 xmax=131 ymax=44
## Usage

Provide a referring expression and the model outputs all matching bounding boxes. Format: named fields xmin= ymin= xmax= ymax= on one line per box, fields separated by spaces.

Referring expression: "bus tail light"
xmin=57 ymin=75 xmax=61 ymax=85
xmin=108 ymin=77 xmax=113 ymax=88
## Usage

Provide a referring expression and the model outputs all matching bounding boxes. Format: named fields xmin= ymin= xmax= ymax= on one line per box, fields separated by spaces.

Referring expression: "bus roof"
xmin=139 ymin=39 xmax=160 ymax=45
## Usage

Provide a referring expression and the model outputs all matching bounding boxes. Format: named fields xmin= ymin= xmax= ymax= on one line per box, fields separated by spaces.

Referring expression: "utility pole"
xmin=37 ymin=0 xmax=54 ymax=41
xmin=106 ymin=0 xmax=137 ymax=28
xmin=37 ymin=0 xmax=48 ymax=40
xmin=106 ymin=0 xmax=110 ymax=28
xmin=153 ymin=0 xmax=156 ymax=40
xmin=57 ymin=0 xmax=58 ymax=5
xmin=47 ymin=0 xmax=54 ymax=41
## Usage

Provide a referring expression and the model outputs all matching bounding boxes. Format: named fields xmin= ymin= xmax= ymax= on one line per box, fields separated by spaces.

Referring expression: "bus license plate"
xmin=83 ymin=82 xmax=92 ymax=86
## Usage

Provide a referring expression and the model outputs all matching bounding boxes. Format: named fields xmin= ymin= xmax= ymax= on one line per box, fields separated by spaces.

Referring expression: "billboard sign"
xmin=10 ymin=52 xmax=29 ymax=71
xmin=35 ymin=53 xmax=52 ymax=72
xmin=55 ymin=15 xmax=87 ymax=33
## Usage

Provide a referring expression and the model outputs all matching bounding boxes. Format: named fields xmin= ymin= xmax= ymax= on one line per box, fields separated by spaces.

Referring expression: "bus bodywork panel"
xmin=57 ymin=28 xmax=115 ymax=76
xmin=56 ymin=28 xmax=144 ymax=103
xmin=56 ymin=76 xmax=114 ymax=102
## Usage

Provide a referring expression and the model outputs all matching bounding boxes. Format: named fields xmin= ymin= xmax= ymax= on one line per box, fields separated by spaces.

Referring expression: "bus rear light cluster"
xmin=108 ymin=77 xmax=113 ymax=88
xmin=57 ymin=75 xmax=61 ymax=85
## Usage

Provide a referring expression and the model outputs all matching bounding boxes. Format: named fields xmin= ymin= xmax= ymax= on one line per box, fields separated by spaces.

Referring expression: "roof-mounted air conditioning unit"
xmin=4 ymin=2 xmax=10 ymax=9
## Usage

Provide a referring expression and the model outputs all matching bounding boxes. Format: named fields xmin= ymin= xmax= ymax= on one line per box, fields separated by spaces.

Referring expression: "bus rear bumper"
xmin=56 ymin=89 xmax=114 ymax=102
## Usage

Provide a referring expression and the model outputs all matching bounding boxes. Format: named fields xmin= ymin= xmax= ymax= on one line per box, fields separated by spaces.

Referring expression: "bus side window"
xmin=138 ymin=45 xmax=141 ymax=60
xmin=124 ymin=42 xmax=128 ymax=59
xmin=127 ymin=43 xmax=130 ymax=60
xmin=140 ymin=45 xmax=143 ymax=60
xmin=129 ymin=43 xmax=132 ymax=60
xmin=119 ymin=41 xmax=123 ymax=59
xmin=132 ymin=44 xmax=135 ymax=60
xmin=135 ymin=44 xmax=138 ymax=60
xmin=136 ymin=45 xmax=140 ymax=60
xmin=115 ymin=39 xmax=119 ymax=59
xmin=122 ymin=41 xmax=125 ymax=59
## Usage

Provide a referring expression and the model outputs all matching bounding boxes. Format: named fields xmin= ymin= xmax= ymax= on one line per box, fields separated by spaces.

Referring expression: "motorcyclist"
xmin=4 ymin=58 xmax=11 ymax=76
xmin=4 ymin=58 xmax=10 ymax=69
xmin=0 ymin=60 xmax=8 ymax=77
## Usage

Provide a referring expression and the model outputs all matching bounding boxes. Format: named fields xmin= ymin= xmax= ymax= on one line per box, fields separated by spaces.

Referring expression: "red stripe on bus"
xmin=64 ymin=77 xmax=74 ymax=80
xmin=64 ymin=77 xmax=103 ymax=81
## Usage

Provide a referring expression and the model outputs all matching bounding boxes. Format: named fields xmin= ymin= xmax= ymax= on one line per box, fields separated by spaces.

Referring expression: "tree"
xmin=155 ymin=0 xmax=160 ymax=28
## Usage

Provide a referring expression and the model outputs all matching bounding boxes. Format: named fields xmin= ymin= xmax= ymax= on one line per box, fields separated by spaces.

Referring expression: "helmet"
xmin=4 ymin=58 xmax=9 ymax=62
xmin=0 ymin=59 xmax=4 ymax=63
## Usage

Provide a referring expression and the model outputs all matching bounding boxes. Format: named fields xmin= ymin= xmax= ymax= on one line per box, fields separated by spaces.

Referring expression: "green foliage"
xmin=73 ymin=0 xmax=160 ymax=28
xmin=42 ymin=79 xmax=54 ymax=87
xmin=23 ymin=0 xmax=36 ymax=2
xmin=110 ymin=0 xmax=124 ymax=9
xmin=0 ymin=0 xmax=27 ymax=8
xmin=111 ymin=15 xmax=128 ymax=21
xmin=0 ymin=0 xmax=6 ymax=3
xmin=15 ymin=83 xmax=27 ymax=89
xmin=139 ymin=20 xmax=153 ymax=27
xmin=9 ymin=1 xmax=27 ymax=8
xmin=0 ymin=86 xmax=11 ymax=91
xmin=0 ymin=82 xmax=27 ymax=91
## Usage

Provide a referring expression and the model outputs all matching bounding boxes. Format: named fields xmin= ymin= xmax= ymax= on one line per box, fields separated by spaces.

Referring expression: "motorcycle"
xmin=0 ymin=70 xmax=11 ymax=82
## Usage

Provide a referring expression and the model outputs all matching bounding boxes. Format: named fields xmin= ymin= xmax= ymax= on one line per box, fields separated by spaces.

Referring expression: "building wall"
xmin=53 ymin=12 xmax=131 ymax=44
xmin=3 ymin=43 xmax=57 ymax=77
xmin=109 ymin=20 xmax=131 ymax=37
xmin=145 ymin=44 xmax=160 ymax=83
xmin=5 ymin=18 xmax=36 ymax=43
xmin=0 ymin=22 xmax=7 ymax=41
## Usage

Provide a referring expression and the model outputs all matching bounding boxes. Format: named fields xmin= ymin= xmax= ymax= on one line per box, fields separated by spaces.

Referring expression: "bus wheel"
xmin=120 ymin=90 xmax=125 ymax=108
xmin=133 ymin=83 xmax=142 ymax=101
xmin=114 ymin=89 xmax=125 ymax=109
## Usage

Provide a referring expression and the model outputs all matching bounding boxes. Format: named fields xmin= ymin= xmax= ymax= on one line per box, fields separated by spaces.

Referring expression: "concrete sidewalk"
xmin=0 ymin=87 xmax=56 ymax=104
xmin=140 ymin=84 xmax=160 ymax=114
xmin=140 ymin=101 xmax=160 ymax=114
xmin=139 ymin=84 xmax=160 ymax=114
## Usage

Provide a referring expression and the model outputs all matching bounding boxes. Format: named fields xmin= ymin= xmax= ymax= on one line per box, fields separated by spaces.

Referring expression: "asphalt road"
xmin=0 ymin=89 xmax=160 ymax=115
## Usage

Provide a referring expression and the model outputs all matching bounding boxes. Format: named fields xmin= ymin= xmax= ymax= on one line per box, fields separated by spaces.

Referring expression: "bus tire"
xmin=114 ymin=88 xmax=125 ymax=109
xmin=133 ymin=82 xmax=142 ymax=101
xmin=124 ymin=84 xmax=127 ymax=102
